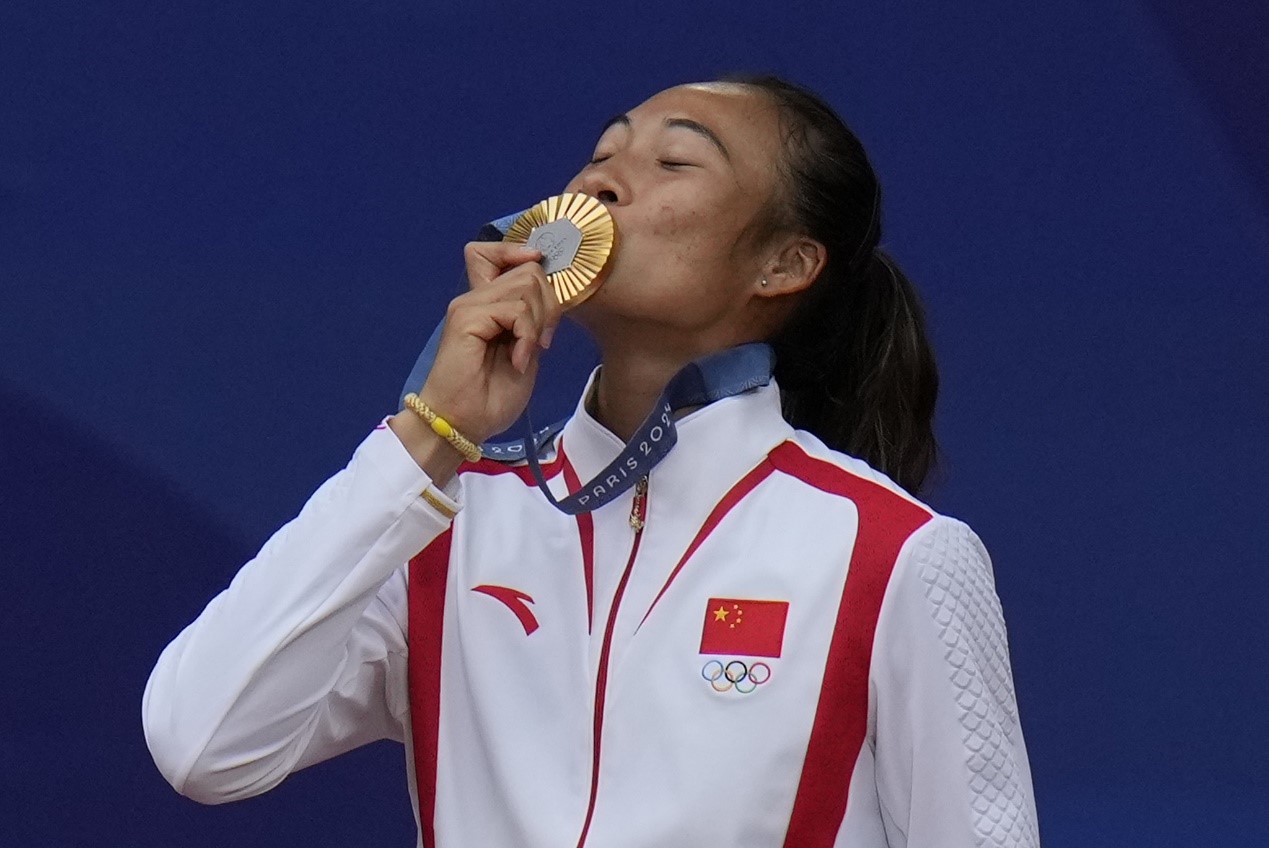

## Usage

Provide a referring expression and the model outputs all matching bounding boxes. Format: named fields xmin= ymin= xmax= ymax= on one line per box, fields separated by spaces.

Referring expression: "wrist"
xmin=388 ymin=410 xmax=467 ymax=488
xmin=403 ymin=393 xmax=483 ymax=462
xmin=415 ymin=380 xmax=493 ymax=444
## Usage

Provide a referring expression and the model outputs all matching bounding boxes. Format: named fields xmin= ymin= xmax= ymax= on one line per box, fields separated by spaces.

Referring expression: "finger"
xmin=452 ymin=298 xmax=547 ymax=377
xmin=474 ymin=261 xmax=557 ymax=347
xmin=511 ymin=315 xmax=540 ymax=375
xmin=464 ymin=241 xmax=543 ymax=289
xmin=511 ymin=262 xmax=551 ymax=344
xmin=459 ymin=261 xmax=552 ymax=334
xmin=535 ymin=267 xmax=564 ymax=350
xmin=494 ymin=303 xmax=541 ymax=375
xmin=448 ymin=297 xmax=534 ymax=346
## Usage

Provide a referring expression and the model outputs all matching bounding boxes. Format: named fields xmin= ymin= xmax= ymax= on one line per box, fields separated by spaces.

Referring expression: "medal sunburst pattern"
xmin=503 ymin=193 xmax=617 ymax=309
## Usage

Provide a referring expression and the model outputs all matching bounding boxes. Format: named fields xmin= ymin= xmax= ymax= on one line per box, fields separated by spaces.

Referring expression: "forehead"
xmin=625 ymin=83 xmax=782 ymax=177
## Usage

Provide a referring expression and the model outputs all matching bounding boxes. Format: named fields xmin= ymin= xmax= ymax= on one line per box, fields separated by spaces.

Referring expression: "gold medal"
xmin=502 ymin=193 xmax=617 ymax=309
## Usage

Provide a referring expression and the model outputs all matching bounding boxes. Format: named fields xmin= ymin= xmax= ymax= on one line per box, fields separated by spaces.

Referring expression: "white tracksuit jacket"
xmin=142 ymin=375 xmax=1040 ymax=847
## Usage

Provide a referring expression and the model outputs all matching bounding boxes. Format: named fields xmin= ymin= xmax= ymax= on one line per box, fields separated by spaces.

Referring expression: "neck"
xmin=588 ymin=343 xmax=697 ymax=442
xmin=578 ymin=304 xmax=771 ymax=441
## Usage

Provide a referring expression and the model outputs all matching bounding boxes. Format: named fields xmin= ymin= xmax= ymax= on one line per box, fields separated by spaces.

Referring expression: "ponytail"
xmin=725 ymin=74 xmax=940 ymax=493
xmin=771 ymin=248 xmax=938 ymax=493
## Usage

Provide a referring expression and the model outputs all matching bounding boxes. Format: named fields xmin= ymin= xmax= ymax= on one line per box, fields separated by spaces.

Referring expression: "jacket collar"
xmin=558 ymin=366 xmax=794 ymax=510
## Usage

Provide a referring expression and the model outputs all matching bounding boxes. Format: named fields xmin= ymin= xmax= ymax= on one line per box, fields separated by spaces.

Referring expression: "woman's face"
xmin=562 ymin=83 xmax=785 ymax=345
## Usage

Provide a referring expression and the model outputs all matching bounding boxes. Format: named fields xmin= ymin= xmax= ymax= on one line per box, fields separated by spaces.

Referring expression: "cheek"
xmin=649 ymin=201 xmax=697 ymax=237
xmin=646 ymin=197 xmax=742 ymax=264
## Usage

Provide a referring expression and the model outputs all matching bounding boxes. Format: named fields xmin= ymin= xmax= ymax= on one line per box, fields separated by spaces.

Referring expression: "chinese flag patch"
xmin=699 ymin=598 xmax=789 ymax=658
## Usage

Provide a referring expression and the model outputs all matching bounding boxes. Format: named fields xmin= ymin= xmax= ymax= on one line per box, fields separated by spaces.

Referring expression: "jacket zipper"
xmin=628 ymin=476 xmax=648 ymax=531
xmin=574 ymin=476 xmax=648 ymax=848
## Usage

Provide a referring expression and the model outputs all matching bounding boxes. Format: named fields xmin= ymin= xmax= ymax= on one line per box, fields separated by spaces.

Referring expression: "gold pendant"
xmin=502 ymin=193 xmax=617 ymax=309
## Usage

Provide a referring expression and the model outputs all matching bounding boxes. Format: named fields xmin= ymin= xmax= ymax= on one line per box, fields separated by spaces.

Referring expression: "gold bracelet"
xmin=419 ymin=486 xmax=458 ymax=520
xmin=402 ymin=393 xmax=483 ymax=463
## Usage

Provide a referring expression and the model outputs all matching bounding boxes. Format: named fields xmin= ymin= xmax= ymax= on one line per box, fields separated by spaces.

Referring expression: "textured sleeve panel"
xmin=914 ymin=518 xmax=1039 ymax=847
xmin=871 ymin=516 xmax=1040 ymax=848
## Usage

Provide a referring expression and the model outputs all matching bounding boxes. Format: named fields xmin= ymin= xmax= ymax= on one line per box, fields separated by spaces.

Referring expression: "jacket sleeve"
xmin=868 ymin=515 xmax=1040 ymax=847
xmin=141 ymin=421 xmax=460 ymax=804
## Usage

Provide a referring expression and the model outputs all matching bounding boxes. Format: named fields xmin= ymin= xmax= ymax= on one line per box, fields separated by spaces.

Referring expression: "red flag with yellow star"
xmin=699 ymin=598 xmax=789 ymax=658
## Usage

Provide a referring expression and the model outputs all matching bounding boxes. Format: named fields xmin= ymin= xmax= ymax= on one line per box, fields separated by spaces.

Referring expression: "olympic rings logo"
xmin=701 ymin=659 xmax=772 ymax=694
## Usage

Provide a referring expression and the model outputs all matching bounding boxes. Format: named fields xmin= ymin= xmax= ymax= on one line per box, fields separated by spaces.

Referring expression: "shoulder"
xmin=769 ymin=429 xmax=937 ymax=528
xmin=887 ymin=516 xmax=1003 ymax=653
xmin=872 ymin=506 xmax=1016 ymax=725
xmin=771 ymin=429 xmax=996 ymax=594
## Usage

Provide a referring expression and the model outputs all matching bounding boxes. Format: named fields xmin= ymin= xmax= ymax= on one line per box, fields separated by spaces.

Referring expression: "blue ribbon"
xmin=399 ymin=208 xmax=776 ymax=515
xmin=519 ymin=342 xmax=774 ymax=514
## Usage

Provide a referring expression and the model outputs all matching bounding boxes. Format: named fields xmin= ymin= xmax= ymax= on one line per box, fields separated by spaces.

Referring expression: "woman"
xmin=143 ymin=76 xmax=1039 ymax=847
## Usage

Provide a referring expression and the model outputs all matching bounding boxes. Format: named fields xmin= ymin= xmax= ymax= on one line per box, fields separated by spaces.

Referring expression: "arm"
xmin=143 ymin=241 xmax=561 ymax=804
xmin=141 ymin=421 xmax=459 ymax=804
xmin=869 ymin=516 xmax=1040 ymax=847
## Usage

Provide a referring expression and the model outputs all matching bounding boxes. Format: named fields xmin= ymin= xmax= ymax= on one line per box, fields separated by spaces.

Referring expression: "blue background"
xmin=1 ymin=1 xmax=1266 ymax=845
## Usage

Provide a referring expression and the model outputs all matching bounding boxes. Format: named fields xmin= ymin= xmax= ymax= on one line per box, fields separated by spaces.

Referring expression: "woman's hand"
xmin=423 ymin=241 xmax=562 ymax=442
xmin=391 ymin=242 xmax=562 ymax=484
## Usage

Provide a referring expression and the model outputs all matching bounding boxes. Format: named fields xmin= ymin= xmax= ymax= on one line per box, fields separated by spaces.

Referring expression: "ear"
xmin=756 ymin=235 xmax=826 ymax=299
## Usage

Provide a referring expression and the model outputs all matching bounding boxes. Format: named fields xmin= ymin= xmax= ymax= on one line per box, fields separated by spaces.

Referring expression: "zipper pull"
xmin=629 ymin=477 xmax=648 ymax=531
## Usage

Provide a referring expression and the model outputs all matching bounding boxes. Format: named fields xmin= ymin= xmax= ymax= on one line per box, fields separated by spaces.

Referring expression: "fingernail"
xmin=539 ymin=326 xmax=555 ymax=349
xmin=515 ymin=245 xmax=541 ymax=256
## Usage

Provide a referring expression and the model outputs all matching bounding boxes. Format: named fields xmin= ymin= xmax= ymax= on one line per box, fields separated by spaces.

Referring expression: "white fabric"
xmin=143 ymin=379 xmax=1039 ymax=847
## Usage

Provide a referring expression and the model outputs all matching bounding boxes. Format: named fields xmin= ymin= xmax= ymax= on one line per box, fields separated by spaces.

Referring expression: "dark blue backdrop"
xmin=2 ymin=1 xmax=1266 ymax=846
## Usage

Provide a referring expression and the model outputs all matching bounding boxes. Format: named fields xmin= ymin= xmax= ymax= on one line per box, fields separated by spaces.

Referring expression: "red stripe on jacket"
xmin=560 ymin=452 xmax=596 ymax=632
xmin=768 ymin=441 xmax=933 ymax=846
xmin=407 ymin=530 xmax=452 ymax=848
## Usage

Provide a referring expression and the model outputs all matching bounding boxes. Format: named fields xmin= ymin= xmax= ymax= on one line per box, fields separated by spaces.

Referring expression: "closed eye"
xmin=587 ymin=156 xmax=693 ymax=170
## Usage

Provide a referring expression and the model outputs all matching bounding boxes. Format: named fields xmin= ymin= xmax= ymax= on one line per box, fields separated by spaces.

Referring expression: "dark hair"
xmin=725 ymin=74 xmax=939 ymax=494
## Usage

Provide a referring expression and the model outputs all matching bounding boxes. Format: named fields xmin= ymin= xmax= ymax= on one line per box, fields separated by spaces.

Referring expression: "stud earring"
xmin=760 ymin=277 xmax=770 ymax=288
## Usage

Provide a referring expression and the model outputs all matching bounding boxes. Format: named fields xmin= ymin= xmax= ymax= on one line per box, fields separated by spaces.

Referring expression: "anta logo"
xmin=471 ymin=585 xmax=539 ymax=635
xmin=698 ymin=597 xmax=788 ymax=695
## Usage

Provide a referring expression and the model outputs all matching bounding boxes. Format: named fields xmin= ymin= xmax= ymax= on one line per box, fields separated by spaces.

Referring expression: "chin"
xmin=566 ymin=283 xmax=614 ymax=332
xmin=566 ymin=275 xmax=648 ymax=340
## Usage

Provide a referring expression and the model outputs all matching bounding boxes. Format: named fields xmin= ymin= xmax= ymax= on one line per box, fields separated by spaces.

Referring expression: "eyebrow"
xmin=664 ymin=118 xmax=731 ymax=161
xmin=596 ymin=113 xmax=731 ymax=161
xmin=599 ymin=113 xmax=631 ymax=134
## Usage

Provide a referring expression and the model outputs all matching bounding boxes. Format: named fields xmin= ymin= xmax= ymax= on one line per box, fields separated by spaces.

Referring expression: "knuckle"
xmin=523 ymin=275 xmax=547 ymax=301
xmin=508 ymin=267 xmax=539 ymax=293
xmin=462 ymin=241 xmax=482 ymax=262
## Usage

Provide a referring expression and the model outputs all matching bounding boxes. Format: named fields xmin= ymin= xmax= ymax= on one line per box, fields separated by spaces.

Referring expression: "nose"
xmin=574 ymin=160 xmax=629 ymax=206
